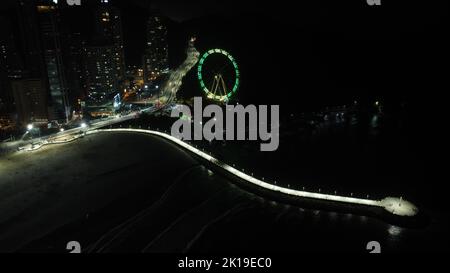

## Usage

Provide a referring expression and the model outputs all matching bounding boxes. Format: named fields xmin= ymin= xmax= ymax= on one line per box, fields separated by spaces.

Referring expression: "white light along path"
xmin=84 ymin=128 xmax=418 ymax=217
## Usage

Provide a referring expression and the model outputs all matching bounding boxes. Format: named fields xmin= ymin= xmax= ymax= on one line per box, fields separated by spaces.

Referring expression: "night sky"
xmin=0 ymin=0 xmax=449 ymax=255
xmin=1 ymin=0 xmax=448 ymax=106
xmin=1 ymin=0 xmax=447 ymax=67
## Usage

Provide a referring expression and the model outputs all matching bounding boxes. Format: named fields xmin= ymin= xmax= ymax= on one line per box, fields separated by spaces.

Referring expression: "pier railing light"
xmin=31 ymin=127 xmax=417 ymax=218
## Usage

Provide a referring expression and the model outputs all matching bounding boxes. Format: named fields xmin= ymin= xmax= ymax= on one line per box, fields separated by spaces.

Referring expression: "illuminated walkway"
xmin=78 ymin=128 xmax=418 ymax=217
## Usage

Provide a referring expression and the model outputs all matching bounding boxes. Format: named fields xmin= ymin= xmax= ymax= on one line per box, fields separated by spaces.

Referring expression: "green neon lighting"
xmin=197 ymin=48 xmax=240 ymax=102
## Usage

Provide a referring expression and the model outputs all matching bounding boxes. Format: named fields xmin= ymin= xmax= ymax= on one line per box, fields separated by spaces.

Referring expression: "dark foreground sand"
xmin=0 ymin=132 xmax=447 ymax=252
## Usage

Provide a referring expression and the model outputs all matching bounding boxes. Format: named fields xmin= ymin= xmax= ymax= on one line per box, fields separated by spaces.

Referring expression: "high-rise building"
xmin=36 ymin=2 xmax=70 ymax=122
xmin=0 ymin=17 xmax=24 ymax=81
xmin=0 ymin=16 xmax=24 ymax=116
xmin=62 ymin=32 xmax=87 ymax=111
xmin=16 ymin=0 xmax=47 ymax=79
xmin=11 ymin=79 xmax=48 ymax=125
xmin=84 ymin=1 xmax=125 ymax=103
xmin=15 ymin=0 xmax=70 ymax=122
xmin=143 ymin=15 xmax=169 ymax=83
xmin=95 ymin=2 xmax=125 ymax=80
xmin=84 ymin=45 xmax=118 ymax=102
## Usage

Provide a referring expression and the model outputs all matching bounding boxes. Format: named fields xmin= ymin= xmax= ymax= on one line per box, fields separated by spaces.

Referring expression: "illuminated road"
xmin=1 ymin=39 xmax=199 ymax=154
xmin=159 ymin=38 xmax=200 ymax=104
xmin=1 ymin=39 xmax=418 ymax=219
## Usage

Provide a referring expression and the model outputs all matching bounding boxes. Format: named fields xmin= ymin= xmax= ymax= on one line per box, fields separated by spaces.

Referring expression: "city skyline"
xmin=0 ymin=0 xmax=170 ymax=133
xmin=0 ymin=0 xmax=448 ymax=256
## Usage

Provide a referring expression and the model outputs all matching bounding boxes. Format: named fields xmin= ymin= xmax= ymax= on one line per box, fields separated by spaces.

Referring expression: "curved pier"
xmin=81 ymin=128 xmax=418 ymax=218
xmin=17 ymin=127 xmax=419 ymax=220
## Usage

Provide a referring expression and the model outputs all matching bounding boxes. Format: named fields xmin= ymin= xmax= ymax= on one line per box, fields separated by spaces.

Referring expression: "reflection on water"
xmin=388 ymin=225 xmax=403 ymax=237
xmin=185 ymin=166 xmax=428 ymax=252
xmin=329 ymin=211 xmax=338 ymax=220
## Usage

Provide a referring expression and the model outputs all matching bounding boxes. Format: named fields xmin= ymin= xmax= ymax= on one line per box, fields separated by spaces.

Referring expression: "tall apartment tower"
xmin=143 ymin=15 xmax=169 ymax=83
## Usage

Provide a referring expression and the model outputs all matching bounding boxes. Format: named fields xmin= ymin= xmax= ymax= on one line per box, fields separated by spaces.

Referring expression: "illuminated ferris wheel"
xmin=197 ymin=49 xmax=240 ymax=102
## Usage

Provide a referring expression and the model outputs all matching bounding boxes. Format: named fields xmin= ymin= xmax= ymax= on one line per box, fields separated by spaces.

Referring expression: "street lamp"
xmin=27 ymin=124 xmax=33 ymax=131
xmin=81 ymin=122 xmax=87 ymax=128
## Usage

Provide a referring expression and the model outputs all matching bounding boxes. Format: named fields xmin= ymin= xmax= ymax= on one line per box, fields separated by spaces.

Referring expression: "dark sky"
xmin=1 ymin=0 xmax=447 ymax=67
xmin=2 ymin=1 xmax=447 ymax=34
xmin=2 ymin=0 xmax=447 ymax=25
xmin=118 ymin=0 xmax=448 ymax=27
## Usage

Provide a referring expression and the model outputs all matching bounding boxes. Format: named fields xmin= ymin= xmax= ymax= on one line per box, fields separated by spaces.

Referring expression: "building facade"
xmin=143 ymin=15 xmax=169 ymax=83
xmin=11 ymin=79 xmax=48 ymax=125
xmin=85 ymin=1 xmax=125 ymax=104
xmin=84 ymin=45 xmax=119 ymax=102
xmin=37 ymin=3 xmax=70 ymax=122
